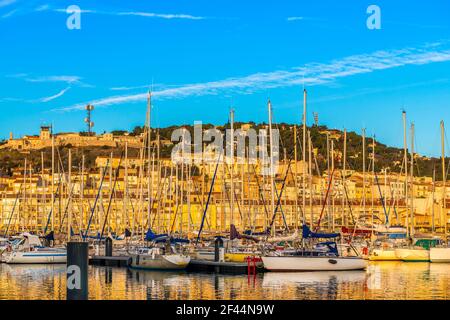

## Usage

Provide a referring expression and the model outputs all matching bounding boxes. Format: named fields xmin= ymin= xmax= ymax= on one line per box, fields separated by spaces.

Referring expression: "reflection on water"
xmin=0 ymin=262 xmax=449 ymax=300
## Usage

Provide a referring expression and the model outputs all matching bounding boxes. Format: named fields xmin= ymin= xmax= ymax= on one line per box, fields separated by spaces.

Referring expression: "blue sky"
xmin=0 ymin=0 xmax=449 ymax=156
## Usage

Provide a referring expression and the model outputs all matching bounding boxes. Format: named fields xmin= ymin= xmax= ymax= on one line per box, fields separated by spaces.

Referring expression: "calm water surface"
xmin=0 ymin=262 xmax=449 ymax=300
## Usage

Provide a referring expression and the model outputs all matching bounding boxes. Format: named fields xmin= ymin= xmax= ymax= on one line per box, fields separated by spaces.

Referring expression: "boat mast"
xmin=326 ymin=133 xmax=331 ymax=227
xmin=432 ymin=166 xmax=436 ymax=233
xmin=81 ymin=154 xmax=85 ymax=235
xmin=230 ymin=108 xmax=235 ymax=229
xmin=371 ymin=135 xmax=375 ymax=236
xmin=123 ymin=142 xmax=128 ymax=233
xmin=362 ymin=128 xmax=366 ymax=222
xmin=23 ymin=158 xmax=26 ymax=231
xmin=410 ymin=123 xmax=415 ymax=237
xmin=402 ymin=111 xmax=409 ymax=236
xmin=441 ymin=120 xmax=446 ymax=236
xmin=68 ymin=149 xmax=72 ymax=241
xmin=331 ymin=140 xmax=335 ymax=231
xmin=146 ymin=91 xmax=152 ymax=233
xmin=41 ymin=152 xmax=45 ymax=234
xmin=294 ymin=125 xmax=298 ymax=229
xmin=302 ymin=89 xmax=307 ymax=227
xmin=51 ymin=126 xmax=55 ymax=232
xmin=308 ymin=131 xmax=313 ymax=227
xmin=267 ymin=99 xmax=276 ymax=234
xmin=343 ymin=129 xmax=347 ymax=228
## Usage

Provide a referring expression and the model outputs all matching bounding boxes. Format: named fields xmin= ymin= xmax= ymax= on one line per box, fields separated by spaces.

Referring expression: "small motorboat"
xmin=130 ymin=241 xmax=190 ymax=270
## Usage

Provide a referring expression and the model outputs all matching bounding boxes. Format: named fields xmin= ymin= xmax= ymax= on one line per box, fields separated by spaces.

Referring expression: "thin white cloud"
xmin=53 ymin=8 xmax=96 ymax=14
xmin=35 ymin=4 xmax=49 ymax=12
xmin=50 ymin=8 xmax=205 ymax=20
xmin=1 ymin=8 xmax=17 ymax=18
xmin=110 ymin=85 xmax=150 ymax=91
xmin=55 ymin=43 xmax=450 ymax=112
xmin=38 ymin=86 xmax=71 ymax=103
xmin=25 ymin=75 xmax=81 ymax=84
xmin=287 ymin=16 xmax=304 ymax=22
xmin=0 ymin=0 xmax=16 ymax=8
xmin=117 ymin=11 xmax=205 ymax=20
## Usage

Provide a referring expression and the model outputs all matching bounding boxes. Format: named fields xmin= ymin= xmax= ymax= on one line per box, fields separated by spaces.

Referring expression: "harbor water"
xmin=0 ymin=261 xmax=449 ymax=300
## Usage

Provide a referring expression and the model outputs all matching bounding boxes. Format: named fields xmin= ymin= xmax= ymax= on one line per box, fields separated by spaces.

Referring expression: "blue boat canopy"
xmin=302 ymin=225 xmax=340 ymax=239
xmin=145 ymin=229 xmax=190 ymax=244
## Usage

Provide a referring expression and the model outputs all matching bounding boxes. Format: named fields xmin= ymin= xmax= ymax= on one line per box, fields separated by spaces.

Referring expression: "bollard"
xmin=214 ymin=237 xmax=224 ymax=262
xmin=67 ymin=242 xmax=89 ymax=300
xmin=105 ymin=237 xmax=113 ymax=257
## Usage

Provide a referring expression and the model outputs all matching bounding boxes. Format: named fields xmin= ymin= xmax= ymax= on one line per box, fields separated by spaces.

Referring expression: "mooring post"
xmin=214 ymin=237 xmax=224 ymax=262
xmin=105 ymin=237 xmax=113 ymax=257
xmin=67 ymin=241 xmax=89 ymax=300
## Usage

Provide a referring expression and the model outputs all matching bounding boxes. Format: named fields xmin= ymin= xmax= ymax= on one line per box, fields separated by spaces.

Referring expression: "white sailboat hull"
xmin=262 ymin=256 xmax=367 ymax=271
xmin=130 ymin=254 xmax=190 ymax=270
xmin=6 ymin=250 xmax=67 ymax=264
xmin=430 ymin=248 xmax=450 ymax=263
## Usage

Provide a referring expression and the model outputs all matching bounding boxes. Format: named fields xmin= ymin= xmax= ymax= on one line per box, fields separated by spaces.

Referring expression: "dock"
xmin=89 ymin=256 xmax=131 ymax=268
xmin=88 ymin=256 xmax=264 ymax=275
xmin=187 ymin=259 xmax=264 ymax=274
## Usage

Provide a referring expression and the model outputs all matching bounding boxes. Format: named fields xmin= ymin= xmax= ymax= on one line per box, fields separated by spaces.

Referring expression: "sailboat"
xmin=4 ymin=233 xmax=67 ymax=264
xmin=262 ymin=225 xmax=367 ymax=271
xmin=429 ymin=120 xmax=450 ymax=263
xmin=129 ymin=235 xmax=191 ymax=270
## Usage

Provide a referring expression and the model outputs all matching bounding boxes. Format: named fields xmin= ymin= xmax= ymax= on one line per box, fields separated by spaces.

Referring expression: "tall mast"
xmin=23 ymin=158 xmax=26 ymax=231
xmin=441 ymin=120 xmax=446 ymax=236
xmin=41 ymin=152 xmax=45 ymax=233
xmin=410 ymin=123 xmax=415 ymax=237
xmin=402 ymin=111 xmax=409 ymax=234
xmin=51 ymin=126 xmax=55 ymax=232
xmin=81 ymin=154 xmax=85 ymax=235
xmin=294 ymin=125 xmax=298 ymax=229
xmin=362 ymin=128 xmax=366 ymax=219
xmin=432 ymin=166 xmax=436 ymax=233
xmin=308 ymin=130 xmax=313 ymax=226
xmin=267 ymin=99 xmax=276 ymax=233
xmin=326 ymin=133 xmax=331 ymax=226
xmin=68 ymin=149 xmax=72 ymax=241
xmin=229 ymin=108 xmax=235 ymax=228
xmin=146 ymin=91 xmax=152 ymax=231
xmin=302 ymin=89 xmax=307 ymax=227
xmin=371 ymin=135 xmax=375 ymax=236
xmin=331 ymin=140 xmax=335 ymax=230
xmin=343 ymin=129 xmax=347 ymax=227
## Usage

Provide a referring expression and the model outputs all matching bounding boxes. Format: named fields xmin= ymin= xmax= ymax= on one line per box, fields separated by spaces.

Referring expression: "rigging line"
xmin=250 ymin=163 xmax=271 ymax=224
xmin=268 ymin=160 xmax=292 ymax=233
xmin=100 ymin=151 xmax=124 ymax=240
xmin=374 ymin=173 xmax=389 ymax=224
xmin=83 ymin=158 xmax=110 ymax=240
xmin=4 ymin=183 xmax=22 ymax=237
xmin=43 ymin=179 xmax=62 ymax=234
xmin=223 ymin=161 xmax=243 ymax=221
xmin=315 ymin=168 xmax=336 ymax=231
xmin=187 ymin=166 xmax=211 ymax=229
xmin=339 ymin=172 xmax=356 ymax=225
xmin=196 ymin=151 xmax=223 ymax=245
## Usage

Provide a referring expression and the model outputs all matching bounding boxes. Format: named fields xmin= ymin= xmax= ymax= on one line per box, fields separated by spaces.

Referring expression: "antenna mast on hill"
xmin=85 ymin=104 xmax=95 ymax=136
